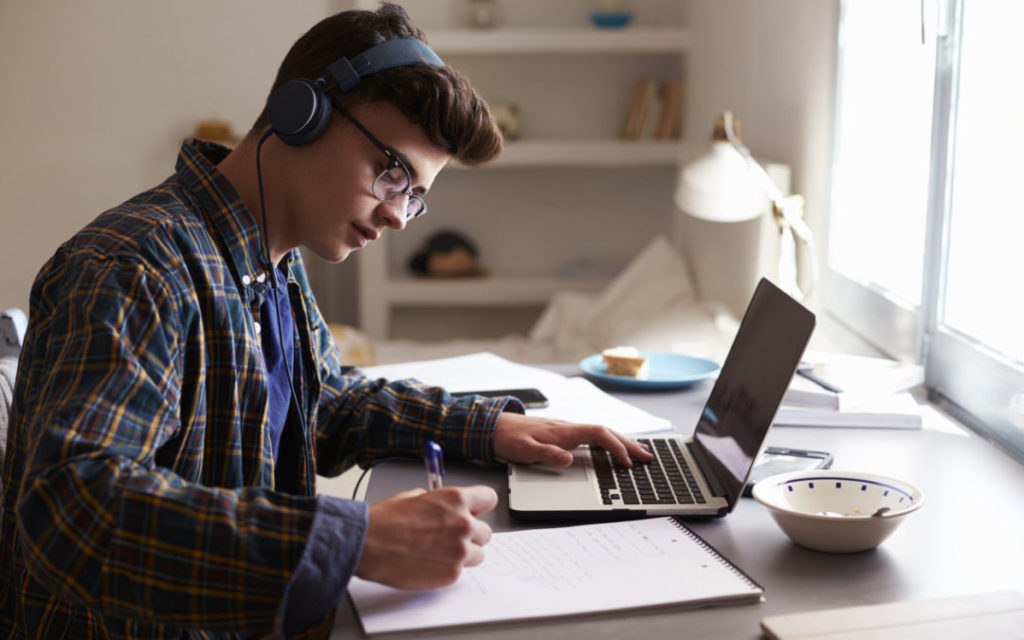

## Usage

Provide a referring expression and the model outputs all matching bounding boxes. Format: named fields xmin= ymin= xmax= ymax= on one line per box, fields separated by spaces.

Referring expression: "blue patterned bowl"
xmin=590 ymin=11 xmax=633 ymax=29
xmin=752 ymin=470 xmax=923 ymax=553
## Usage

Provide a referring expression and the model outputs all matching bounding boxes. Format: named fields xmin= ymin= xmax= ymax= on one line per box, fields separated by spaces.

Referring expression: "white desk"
xmin=330 ymin=366 xmax=1024 ymax=638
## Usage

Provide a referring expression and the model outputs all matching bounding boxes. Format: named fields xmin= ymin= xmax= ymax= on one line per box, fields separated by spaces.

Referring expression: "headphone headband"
xmin=328 ymin=38 xmax=444 ymax=92
xmin=267 ymin=38 xmax=445 ymax=146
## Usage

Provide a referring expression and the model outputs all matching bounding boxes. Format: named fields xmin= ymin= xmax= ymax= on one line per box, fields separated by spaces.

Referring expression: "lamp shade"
xmin=674 ymin=140 xmax=769 ymax=223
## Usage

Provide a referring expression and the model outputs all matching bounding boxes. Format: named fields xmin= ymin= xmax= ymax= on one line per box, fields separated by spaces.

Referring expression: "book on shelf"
xmin=620 ymin=77 xmax=684 ymax=141
xmin=773 ymin=391 xmax=922 ymax=430
xmin=620 ymin=76 xmax=658 ymax=140
xmin=653 ymin=79 xmax=684 ymax=140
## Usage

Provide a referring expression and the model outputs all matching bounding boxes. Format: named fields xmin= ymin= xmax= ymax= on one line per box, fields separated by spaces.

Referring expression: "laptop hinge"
xmin=688 ymin=440 xmax=729 ymax=499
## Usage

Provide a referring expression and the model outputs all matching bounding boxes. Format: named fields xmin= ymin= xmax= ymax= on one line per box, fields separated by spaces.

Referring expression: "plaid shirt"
xmin=0 ymin=139 xmax=512 ymax=638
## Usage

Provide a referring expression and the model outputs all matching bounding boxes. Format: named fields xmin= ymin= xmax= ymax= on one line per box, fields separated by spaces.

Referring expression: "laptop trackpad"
xmin=514 ymin=455 xmax=589 ymax=483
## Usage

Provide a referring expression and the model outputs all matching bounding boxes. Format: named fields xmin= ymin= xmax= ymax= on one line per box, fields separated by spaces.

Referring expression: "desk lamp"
xmin=674 ymin=112 xmax=816 ymax=303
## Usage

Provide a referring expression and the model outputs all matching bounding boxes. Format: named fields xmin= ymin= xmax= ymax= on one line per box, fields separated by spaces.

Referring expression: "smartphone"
xmin=450 ymin=387 xmax=550 ymax=408
xmin=743 ymin=446 xmax=833 ymax=496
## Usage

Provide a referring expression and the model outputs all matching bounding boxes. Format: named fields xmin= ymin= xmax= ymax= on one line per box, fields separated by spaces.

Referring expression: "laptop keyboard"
xmin=590 ymin=438 xmax=706 ymax=506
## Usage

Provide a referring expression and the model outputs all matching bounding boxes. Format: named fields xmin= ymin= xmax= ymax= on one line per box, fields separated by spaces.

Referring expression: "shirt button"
xmin=256 ymin=272 xmax=267 ymax=284
xmin=241 ymin=275 xmax=252 ymax=286
xmin=253 ymin=321 xmax=262 ymax=335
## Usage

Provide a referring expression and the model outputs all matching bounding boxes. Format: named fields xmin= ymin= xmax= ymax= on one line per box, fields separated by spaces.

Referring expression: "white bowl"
xmin=752 ymin=470 xmax=923 ymax=553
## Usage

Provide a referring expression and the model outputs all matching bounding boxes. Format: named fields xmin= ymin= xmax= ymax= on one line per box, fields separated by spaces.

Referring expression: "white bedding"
xmin=335 ymin=236 xmax=741 ymax=367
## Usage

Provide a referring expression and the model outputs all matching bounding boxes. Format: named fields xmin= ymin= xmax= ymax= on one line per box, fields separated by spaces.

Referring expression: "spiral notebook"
xmin=347 ymin=516 xmax=763 ymax=635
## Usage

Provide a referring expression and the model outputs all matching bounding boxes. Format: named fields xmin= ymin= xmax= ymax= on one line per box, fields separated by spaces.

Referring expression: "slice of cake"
xmin=601 ymin=346 xmax=649 ymax=379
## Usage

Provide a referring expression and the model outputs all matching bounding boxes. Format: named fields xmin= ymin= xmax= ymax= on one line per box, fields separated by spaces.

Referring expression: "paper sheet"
xmin=361 ymin=352 xmax=566 ymax=391
xmin=361 ymin=352 xmax=672 ymax=434
xmin=348 ymin=517 xmax=762 ymax=635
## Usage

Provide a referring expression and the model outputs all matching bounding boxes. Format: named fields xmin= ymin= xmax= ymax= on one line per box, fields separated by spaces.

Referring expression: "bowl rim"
xmin=751 ymin=469 xmax=924 ymax=520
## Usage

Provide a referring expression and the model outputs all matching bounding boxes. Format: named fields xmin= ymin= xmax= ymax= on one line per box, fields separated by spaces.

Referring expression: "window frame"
xmin=825 ymin=0 xmax=1024 ymax=459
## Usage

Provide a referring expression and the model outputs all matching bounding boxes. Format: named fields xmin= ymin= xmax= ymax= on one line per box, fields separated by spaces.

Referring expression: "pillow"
xmin=582 ymin=236 xmax=697 ymax=349
xmin=327 ymin=323 xmax=377 ymax=367
xmin=1 ymin=308 xmax=28 ymax=359
xmin=605 ymin=299 xmax=738 ymax=362
xmin=1 ymin=355 xmax=18 ymax=513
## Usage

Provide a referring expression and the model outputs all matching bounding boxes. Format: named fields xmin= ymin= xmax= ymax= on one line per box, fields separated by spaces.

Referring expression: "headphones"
xmin=267 ymin=38 xmax=444 ymax=146
xmin=254 ymin=39 xmax=443 ymax=448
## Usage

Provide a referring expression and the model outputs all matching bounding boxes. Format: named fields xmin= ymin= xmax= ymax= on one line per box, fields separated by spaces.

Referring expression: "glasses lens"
xmin=406 ymin=195 xmax=427 ymax=219
xmin=372 ymin=164 xmax=410 ymax=200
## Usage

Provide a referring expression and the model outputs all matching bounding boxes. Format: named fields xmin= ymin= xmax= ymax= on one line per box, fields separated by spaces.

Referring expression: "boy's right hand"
xmin=355 ymin=485 xmax=498 ymax=589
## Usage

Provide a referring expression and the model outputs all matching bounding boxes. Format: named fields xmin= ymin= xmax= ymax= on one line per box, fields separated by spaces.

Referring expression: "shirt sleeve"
xmin=279 ymin=495 xmax=368 ymax=636
xmin=14 ymin=256 xmax=318 ymax=633
xmin=292 ymin=262 xmax=525 ymax=478
xmin=313 ymin=371 xmax=523 ymax=476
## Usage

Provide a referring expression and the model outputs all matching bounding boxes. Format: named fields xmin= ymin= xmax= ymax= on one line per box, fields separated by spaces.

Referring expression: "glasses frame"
xmin=331 ymin=101 xmax=427 ymax=220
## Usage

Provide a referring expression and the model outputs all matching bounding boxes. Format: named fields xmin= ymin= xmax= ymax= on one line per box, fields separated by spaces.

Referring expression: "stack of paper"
xmin=774 ymin=392 xmax=922 ymax=429
xmin=362 ymin=352 xmax=673 ymax=435
xmin=775 ymin=352 xmax=924 ymax=430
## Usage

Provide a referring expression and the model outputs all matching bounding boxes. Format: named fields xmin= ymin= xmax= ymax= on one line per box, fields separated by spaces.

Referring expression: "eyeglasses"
xmin=332 ymin=102 xmax=427 ymax=220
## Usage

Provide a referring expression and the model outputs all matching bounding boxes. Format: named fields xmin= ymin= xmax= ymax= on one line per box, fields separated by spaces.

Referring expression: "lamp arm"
xmin=721 ymin=112 xmax=817 ymax=299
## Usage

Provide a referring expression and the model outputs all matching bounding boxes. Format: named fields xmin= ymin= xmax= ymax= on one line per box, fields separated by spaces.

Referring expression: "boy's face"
xmin=279 ymin=100 xmax=450 ymax=263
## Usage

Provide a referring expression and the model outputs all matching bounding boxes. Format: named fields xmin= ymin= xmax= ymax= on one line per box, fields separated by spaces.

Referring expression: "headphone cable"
xmin=255 ymin=130 xmax=310 ymax=447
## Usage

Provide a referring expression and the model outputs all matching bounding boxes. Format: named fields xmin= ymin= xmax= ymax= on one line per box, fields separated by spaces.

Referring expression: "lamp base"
xmin=673 ymin=213 xmax=765 ymax=321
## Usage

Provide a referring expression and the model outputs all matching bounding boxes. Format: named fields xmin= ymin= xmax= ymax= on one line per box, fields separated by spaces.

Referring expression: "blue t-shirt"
xmin=259 ymin=266 xmax=294 ymax=463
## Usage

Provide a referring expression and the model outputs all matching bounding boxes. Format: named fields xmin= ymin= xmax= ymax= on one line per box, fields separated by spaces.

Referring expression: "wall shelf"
xmin=382 ymin=275 xmax=610 ymax=307
xmin=357 ymin=16 xmax=687 ymax=340
xmin=428 ymin=27 xmax=689 ymax=55
xmin=454 ymin=139 xmax=683 ymax=168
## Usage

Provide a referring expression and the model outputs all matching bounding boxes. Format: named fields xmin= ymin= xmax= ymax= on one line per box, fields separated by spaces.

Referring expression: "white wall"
xmin=0 ymin=0 xmax=338 ymax=312
xmin=683 ymin=0 xmax=837 ymax=308
xmin=0 ymin=1 xmax=837 ymax=327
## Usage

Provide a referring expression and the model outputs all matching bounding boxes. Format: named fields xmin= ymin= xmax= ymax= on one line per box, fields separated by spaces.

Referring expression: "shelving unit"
xmin=455 ymin=139 xmax=683 ymax=168
xmin=425 ymin=26 xmax=688 ymax=53
xmin=357 ymin=7 xmax=687 ymax=340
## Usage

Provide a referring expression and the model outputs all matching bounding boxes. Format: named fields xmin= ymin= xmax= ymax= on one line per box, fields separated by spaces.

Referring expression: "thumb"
xmin=537 ymin=445 xmax=574 ymax=467
xmin=394 ymin=487 xmax=427 ymax=500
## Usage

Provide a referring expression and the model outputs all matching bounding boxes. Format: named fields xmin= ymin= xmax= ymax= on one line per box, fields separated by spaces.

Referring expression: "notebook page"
xmin=348 ymin=517 xmax=762 ymax=635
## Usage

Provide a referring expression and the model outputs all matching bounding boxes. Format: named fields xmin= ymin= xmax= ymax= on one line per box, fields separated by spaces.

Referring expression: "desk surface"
xmin=330 ymin=366 xmax=1024 ymax=639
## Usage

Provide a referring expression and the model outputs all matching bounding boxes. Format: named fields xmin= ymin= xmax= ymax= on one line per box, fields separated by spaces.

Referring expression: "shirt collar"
xmin=175 ymin=138 xmax=279 ymax=301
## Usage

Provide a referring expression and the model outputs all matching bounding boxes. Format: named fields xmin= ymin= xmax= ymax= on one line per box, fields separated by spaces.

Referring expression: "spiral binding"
xmin=668 ymin=517 xmax=762 ymax=592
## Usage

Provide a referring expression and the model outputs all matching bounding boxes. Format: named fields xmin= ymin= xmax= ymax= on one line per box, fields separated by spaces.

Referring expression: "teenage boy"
xmin=0 ymin=3 xmax=649 ymax=637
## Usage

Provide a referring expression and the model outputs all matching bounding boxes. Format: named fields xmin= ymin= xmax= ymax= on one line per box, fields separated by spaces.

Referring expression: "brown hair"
xmin=251 ymin=2 xmax=502 ymax=166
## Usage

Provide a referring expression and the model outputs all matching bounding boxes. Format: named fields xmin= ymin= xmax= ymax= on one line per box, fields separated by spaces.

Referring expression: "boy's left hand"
xmin=492 ymin=413 xmax=653 ymax=468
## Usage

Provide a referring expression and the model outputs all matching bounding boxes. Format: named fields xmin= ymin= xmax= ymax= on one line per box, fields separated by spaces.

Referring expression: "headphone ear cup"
xmin=267 ymin=78 xmax=333 ymax=146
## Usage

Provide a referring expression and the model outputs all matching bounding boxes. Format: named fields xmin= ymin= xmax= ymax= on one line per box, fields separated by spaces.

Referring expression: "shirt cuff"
xmin=442 ymin=395 xmax=525 ymax=464
xmin=279 ymin=495 xmax=368 ymax=636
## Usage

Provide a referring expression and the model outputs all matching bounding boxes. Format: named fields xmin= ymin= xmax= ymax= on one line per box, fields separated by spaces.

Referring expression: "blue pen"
xmin=424 ymin=441 xmax=445 ymax=490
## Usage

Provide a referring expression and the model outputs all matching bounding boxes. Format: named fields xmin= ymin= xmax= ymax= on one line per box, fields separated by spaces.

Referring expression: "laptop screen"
xmin=692 ymin=279 xmax=815 ymax=503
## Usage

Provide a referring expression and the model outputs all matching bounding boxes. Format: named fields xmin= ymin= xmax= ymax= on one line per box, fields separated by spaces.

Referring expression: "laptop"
xmin=508 ymin=277 xmax=815 ymax=521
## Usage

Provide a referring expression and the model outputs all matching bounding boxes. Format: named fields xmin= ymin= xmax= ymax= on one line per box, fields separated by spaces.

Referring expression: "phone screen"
xmin=743 ymin=447 xmax=833 ymax=496
xmin=450 ymin=388 xmax=549 ymax=408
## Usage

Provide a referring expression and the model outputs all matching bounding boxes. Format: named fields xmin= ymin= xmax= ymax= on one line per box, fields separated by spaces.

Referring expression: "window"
xmin=828 ymin=0 xmax=1024 ymax=456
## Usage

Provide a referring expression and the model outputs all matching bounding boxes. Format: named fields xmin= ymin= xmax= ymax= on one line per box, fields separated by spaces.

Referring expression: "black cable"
xmin=255 ymin=133 xmax=426 ymax=503
xmin=351 ymin=466 xmax=373 ymax=501
xmin=255 ymin=130 xmax=309 ymax=438
xmin=350 ymin=456 xmax=424 ymax=501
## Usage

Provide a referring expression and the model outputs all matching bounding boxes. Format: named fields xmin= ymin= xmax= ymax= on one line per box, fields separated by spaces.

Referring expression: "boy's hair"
xmin=252 ymin=2 xmax=502 ymax=166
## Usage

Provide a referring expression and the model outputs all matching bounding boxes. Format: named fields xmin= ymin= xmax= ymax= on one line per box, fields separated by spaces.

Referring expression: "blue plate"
xmin=579 ymin=351 xmax=720 ymax=390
